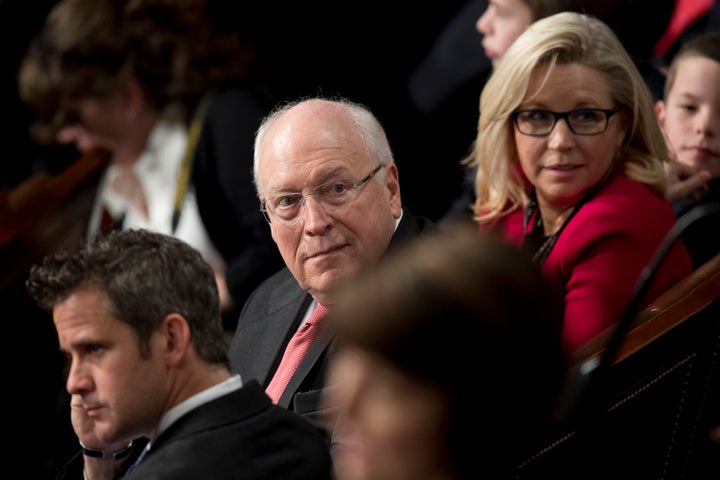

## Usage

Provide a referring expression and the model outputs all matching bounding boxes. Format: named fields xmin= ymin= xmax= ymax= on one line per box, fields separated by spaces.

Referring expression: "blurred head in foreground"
xmin=322 ymin=222 xmax=567 ymax=480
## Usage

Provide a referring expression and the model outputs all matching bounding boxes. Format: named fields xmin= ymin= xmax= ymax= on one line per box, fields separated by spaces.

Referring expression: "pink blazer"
xmin=480 ymin=174 xmax=693 ymax=354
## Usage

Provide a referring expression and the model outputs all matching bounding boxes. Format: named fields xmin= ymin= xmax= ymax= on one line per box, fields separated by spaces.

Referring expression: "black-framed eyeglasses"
xmin=510 ymin=108 xmax=618 ymax=136
xmin=260 ymin=164 xmax=385 ymax=225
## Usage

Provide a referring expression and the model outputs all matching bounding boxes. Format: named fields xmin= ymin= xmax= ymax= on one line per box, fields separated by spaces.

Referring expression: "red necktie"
xmin=265 ymin=304 xmax=328 ymax=404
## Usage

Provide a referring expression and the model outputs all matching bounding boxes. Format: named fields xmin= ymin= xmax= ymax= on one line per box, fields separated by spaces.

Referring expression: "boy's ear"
xmin=655 ymin=99 xmax=667 ymax=127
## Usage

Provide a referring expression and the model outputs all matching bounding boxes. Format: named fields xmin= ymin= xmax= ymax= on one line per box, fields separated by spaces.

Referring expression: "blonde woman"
xmin=469 ymin=12 xmax=693 ymax=354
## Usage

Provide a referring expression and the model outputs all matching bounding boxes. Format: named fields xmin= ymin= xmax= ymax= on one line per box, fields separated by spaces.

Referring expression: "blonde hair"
xmin=468 ymin=12 xmax=668 ymax=223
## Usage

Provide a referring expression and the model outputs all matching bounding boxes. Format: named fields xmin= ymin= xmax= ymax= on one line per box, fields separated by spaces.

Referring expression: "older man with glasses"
xmin=227 ymin=97 xmax=436 ymax=445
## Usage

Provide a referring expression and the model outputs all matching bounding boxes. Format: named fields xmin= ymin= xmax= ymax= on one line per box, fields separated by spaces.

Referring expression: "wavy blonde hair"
xmin=467 ymin=12 xmax=667 ymax=223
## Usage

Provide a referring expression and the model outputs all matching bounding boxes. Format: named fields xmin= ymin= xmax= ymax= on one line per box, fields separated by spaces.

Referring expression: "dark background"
xmin=4 ymin=1 xmax=718 ymax=478
xmin=3 ymin=2 xmax=476 ymax=478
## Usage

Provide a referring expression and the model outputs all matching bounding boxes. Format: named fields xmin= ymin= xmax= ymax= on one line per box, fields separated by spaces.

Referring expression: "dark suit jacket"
xmin=54 ymin=381 xmax=331 ymax=480
xmin=227 ymin=208 xmax=436 ymax=436
xmin=127 ymin=381 xmax=331 ymax=479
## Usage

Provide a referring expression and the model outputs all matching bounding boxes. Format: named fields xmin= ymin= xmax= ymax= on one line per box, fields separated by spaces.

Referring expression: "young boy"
xmin=656 ymin=31 xmax=720 ymax=268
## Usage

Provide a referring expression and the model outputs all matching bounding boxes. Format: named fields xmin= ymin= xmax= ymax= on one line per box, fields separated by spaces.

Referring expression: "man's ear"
xmin=384 ymin=163 xmax=402 ymax=219
xmin=160 ymin=313 xmax=191 ymax=367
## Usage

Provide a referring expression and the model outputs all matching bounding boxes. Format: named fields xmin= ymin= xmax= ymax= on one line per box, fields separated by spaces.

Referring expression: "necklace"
xmin=522 ymin=190 xmax=583 ymax=264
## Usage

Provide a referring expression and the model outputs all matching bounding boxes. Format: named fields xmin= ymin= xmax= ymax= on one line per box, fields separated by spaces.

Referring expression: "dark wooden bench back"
xmin=517 ymin=250 xmax=720 ymax=479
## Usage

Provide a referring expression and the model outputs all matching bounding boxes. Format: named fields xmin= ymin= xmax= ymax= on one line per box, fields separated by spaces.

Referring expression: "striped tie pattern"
xmin=265 ymin=304 xmax=328 ymax=404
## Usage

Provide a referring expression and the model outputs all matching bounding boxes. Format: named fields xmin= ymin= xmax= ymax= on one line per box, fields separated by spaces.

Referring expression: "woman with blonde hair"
xmin=469 ymin=12 xmax=693 ymax=354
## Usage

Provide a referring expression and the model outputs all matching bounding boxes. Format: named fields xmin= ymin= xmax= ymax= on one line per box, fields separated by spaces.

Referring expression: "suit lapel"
xmin=232 ymin=272 xmax=311 ymax=386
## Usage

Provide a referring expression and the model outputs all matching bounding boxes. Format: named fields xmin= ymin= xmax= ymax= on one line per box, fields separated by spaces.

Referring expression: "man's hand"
xmin=70 ymin=394 xmax=132 ymax=480
xmin=70 ymin=394 xmax=100 ymax=447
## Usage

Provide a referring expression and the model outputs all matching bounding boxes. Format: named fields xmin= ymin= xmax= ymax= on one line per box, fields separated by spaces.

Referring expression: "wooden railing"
xmin=570 ymin=249 xmax=720 ymax=367
xmin=518 ymin=250 xmax=720 ymax=479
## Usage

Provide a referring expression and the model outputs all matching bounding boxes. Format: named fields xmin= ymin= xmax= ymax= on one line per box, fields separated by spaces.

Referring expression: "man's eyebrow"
xmin=64 ymin=336 xmax=100 ymax=352
xmin=267 ymin=166 xmax=352 ymax=193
